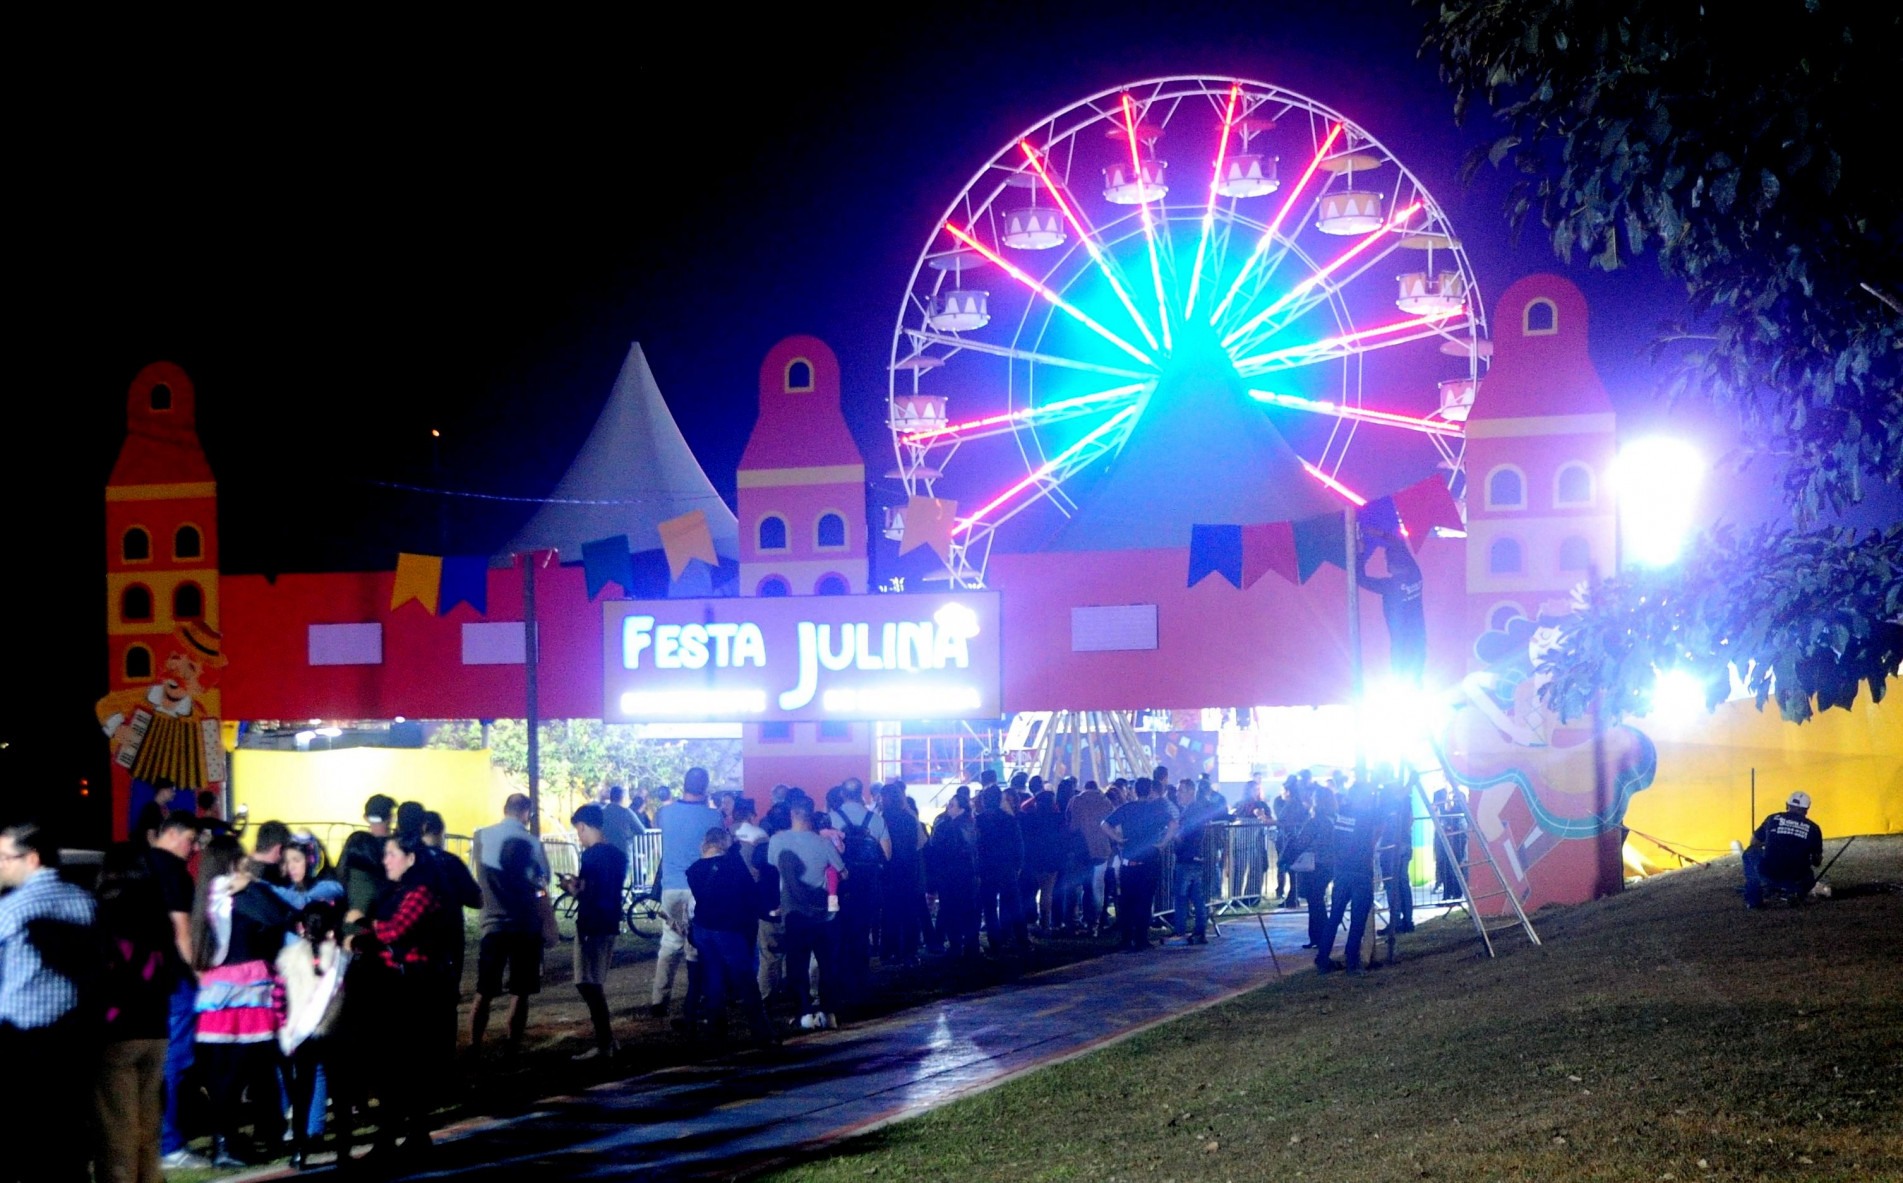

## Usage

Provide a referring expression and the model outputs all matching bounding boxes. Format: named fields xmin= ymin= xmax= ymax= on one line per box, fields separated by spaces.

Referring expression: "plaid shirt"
xmin=372 ymin=882 xmax=438 ymax=971
xmin=0 ymin=869 xmax=98 ymax=1029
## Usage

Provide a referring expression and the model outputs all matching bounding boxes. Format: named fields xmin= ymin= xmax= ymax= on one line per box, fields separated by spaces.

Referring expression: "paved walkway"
xmin=273 ymin=906 xmax=1334 ymax=1180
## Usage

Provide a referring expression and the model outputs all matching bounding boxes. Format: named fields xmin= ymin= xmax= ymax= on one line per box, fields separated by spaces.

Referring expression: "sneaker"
xmin=160 ymin=1148 xmax=213 ymax=1171
xmin=571 ymin=1042 xmax=619 ymax=1062
xmin=1189 ymin=934 xmax=1208 ymax=946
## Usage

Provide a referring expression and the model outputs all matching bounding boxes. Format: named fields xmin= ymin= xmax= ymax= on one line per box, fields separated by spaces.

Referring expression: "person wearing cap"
xmin=1743 ymin=791 xmax=1825 ymax=908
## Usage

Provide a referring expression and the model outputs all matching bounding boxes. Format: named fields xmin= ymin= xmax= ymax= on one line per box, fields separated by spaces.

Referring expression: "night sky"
xmin=15 ymin=3 xmax=1720 ymax=832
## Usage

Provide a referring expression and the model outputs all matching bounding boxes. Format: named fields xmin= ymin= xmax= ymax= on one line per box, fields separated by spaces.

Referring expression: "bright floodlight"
xmin=1358 ymin=678 xmax=1452 ymax=764
xmin=1613 ymin=437 xmax=1706 ymax=567
xmin=1646 ymin=668 xmax=1710 ymax=724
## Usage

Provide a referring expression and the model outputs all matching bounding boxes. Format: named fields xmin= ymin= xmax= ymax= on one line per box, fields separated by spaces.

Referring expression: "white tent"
xmin=497 ymin=342 xmax=738 ymax=563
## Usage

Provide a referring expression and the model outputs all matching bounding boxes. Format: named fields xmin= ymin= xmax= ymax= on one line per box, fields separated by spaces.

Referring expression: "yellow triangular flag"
xmin=898 ymin=495 xmax=959 ymax=562
xmin=658 ymin=509 xmax=718 ymax=581
xmin=391 ymin=553 xmax=442 ymax=613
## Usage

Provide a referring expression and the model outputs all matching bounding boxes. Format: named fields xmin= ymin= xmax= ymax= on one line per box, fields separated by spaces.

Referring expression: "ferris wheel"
xmin=886 ymin=76 xmax=1489 ymax=586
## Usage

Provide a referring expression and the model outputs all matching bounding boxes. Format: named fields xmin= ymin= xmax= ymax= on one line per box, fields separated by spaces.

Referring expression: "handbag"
xmin=536 ymin=891 xmax=561 ymax=949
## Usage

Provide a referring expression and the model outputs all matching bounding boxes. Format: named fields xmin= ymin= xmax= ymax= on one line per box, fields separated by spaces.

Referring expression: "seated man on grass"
xmin=1743 ymin=790 xmax=1824 ymax=908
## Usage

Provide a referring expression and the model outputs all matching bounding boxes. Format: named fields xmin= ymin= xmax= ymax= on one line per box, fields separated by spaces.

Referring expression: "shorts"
xmin=574 ymin=932 xmax=615 ymax=986
xmin=476 ymin=931 xmax=543 ymax=997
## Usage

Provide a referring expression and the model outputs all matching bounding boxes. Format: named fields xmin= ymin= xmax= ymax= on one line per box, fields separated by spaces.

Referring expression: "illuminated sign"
xmin=601 ymin=594 xmax=1002 ymax=722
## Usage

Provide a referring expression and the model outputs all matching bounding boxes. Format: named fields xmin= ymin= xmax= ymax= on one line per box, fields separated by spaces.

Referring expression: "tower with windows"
xmin=1461 ymin=274 xmax=1618 ymax=645
xmin=102 ymin=362 xmax=223 ymax=835
xmin=735 ymin=337 xmax=874 ymax=794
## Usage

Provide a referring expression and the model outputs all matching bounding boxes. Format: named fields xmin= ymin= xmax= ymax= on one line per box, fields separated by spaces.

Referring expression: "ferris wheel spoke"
xmin=1208 ymin=122 xmax=1344 ymax=329
xmin=1219 ymin=199 xmax=1425 ymax=350
xmin=954 ymin=405 xmax=1140 ymax=537
xmin=1119 ymin=94 xmax=1174 ymax=354
xmin=901 ymin=382 xmax=1149 ymax=447
xmin=1234 ymin=314 xmax=1469 ymax=375
xmin=1247 ymin=387 xmax=1466 ymax=438
xmin=904 ymin=329 xmax=1153 ymax=381
xmin=945 ymin=223 xmax=1156 ymax=368
xmin=1183 ymin=83 xmax=1244 ymax=321
xmin=1018 ymin=141 xmax=1162 ymax=353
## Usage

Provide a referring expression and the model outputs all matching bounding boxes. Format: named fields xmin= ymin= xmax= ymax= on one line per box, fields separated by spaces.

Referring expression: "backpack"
xmin=839 ymin=811 xmax=884 ymax=870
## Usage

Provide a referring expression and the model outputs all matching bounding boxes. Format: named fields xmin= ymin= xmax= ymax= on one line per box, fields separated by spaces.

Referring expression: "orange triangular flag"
xmin=391 ymin=553 xmax=442 ymax=613
xmin=898 ymin=495 xmax=959 ymax=562
xmin=658 ymin=509 xmax=718 ymax=580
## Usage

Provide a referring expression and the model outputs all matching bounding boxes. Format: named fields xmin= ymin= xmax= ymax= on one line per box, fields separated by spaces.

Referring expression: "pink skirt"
xmin=194 ymin=959 xmax=282 ymax=1045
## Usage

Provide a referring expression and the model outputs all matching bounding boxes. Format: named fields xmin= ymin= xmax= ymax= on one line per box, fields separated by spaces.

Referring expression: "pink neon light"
xmin=1222 ymin=200 xmax=1425 ymax=348
xmin=1234 ymin=307 xmax=1459 ymax=368
xmin=1018 ymin=141 xmax=1159 ymax=352
xmin=1184 ymin=83 xmax=1242 ymax=319
xmin=955 ymin=406 xmax=1139 ymax=533
xmin=1121 ymin=94 xmax=1172 ymax=353
xmin=1250 ymin=389 xmax=1464 ymax=437
xmin=901 ymin=384 xmax=1145 ymax=443
xmin=1209 ymin=122 xmax=1344 ymax=327
xmin=943 ymin=223 xmax=1154 ymax=367
xmin=1302 ymin=460 xmax=1367 ymax=506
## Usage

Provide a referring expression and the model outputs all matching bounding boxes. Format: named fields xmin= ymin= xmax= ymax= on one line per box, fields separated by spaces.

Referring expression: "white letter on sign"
xmin=622 ymin=615 xmax=656 ymax=669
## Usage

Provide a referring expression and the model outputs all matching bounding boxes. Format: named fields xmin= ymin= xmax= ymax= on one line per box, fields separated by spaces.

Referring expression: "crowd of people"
xmin=0 ymin=764 xmax=1473 ymax=1181
xmin=0 ymin=787 xmax=485 ymax=1181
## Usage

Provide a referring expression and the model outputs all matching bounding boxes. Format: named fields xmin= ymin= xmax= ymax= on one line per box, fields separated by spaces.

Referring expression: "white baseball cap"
xmin=1787 ymin=791 xmax=1812 ymax=810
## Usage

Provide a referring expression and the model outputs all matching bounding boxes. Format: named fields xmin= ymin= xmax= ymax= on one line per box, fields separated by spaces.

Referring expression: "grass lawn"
xmin=763 ymin=837 xmax=1903 ymax=1183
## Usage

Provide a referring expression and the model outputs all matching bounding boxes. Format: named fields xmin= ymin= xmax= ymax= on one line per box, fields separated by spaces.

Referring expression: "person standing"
xmin=0 ymin=823 xmax=100 ymax=1183
xmin=1281 ymin=785 xmax=1336 ymax=952
xmin=471 ymin=794 xmax=549 ymax=1054
xmin=828 ymin=779 xmax=886 ymax=1001
xmin=651 ymin=768 xmax=722 ymax=1020
xmin=1066 ymin=779 xmax=1114 ymax=934
xmin=562 ymin=805 xmax=627 ymax=1060
xmin=598 ymin=785 xmax=641 ymax=878
xmin=1316 ymin=782 xmax=1382 ymax=975
xmin=926 ymin=793 xmax=980 ymax=960
xmin=1271 ymin=776 xmax=1310 ymax=907
xmin=768 ymin=804 xmax=846 ymax=1027
xmin=686 ymin=827 xmax=776 ymax=1046
xmin=1169 ymin=780 xmax=1216 ymax=946
xmin=341 ymin=794 xmax=397 ymax=934
xmin=1378 ymin=783 xmax=1416 ymax=936
xmin=352 ymin=833 xmax=443 ymax=1162
xmin=876 ymin=780 xmax=926 ymax=967
xmin=1431 ymin=787 xmax=1468 ymax=900
xmin=276 ymin=902 xmax=348 ymax=1170
xmin=973 ymin=784 xmax=1027 ymax=954
xmin=1743 ymin=791 xmax=1826 ymax=908
xmin=93 ymin=843 xmax=176 ymax=1183
xmin=143 ymin=812 xmax=207 ymax=1170
xmin=1102 ymin=778 xmax=1175 ymax=953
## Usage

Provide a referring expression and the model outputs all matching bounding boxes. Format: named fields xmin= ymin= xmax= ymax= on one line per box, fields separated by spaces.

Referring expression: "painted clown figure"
xmin=97 ymin=620 xmax=228 ymax=801
xmin=1441 ymin=602 xmax=1657 ymax=913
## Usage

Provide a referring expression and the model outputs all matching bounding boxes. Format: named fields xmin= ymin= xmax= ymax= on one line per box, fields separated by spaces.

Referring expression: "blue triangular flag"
xmin=1293 ymin=513 xmax=1348 ymax=582
xmin=668 ymin=560 xmax=714 ymax=598
xmin=581 ymin=536 xmax=635 ymax=600
xmin=1188 ymin=524 xmax=1244 ymax=588
xmin=438 ymin=555 xmax=489 ymax=615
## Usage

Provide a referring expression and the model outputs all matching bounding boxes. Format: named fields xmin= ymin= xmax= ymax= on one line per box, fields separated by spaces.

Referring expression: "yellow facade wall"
xmin=1623 ymin=689 xmax=1903 ymax=872
xmin=231 ymin=748 xmax=510 ymax=857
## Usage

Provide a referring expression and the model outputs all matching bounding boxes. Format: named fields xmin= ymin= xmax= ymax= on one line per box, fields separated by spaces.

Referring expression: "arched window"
xmin=816 ymin=512 xmax=847 ymax=549
xmin=121 ymin=527 xmax=151 ymax=563
xmin=174 ymin=525 xmax=203 ymax=560
xmin=1523 ymin=298 xmax=1557 ymax=335
xmin=121 ymin=585 xmax=154 ymax=622
xmin=1558 ymin=536 xmax=1593 ymax=571
xmin=149 ymin=383 xmax=172 ymax=411
xmin=124 ymin=644 xmax=153 ymax=681
xmin=173 ymin=582 xmax=204 ymax=620
xmin=757 ymin=515 xmax=788 ymax=552
xmin=1554 ymin=463 xmax=1594 ymax=507
xmin=784 ymin=358 xmax=814 ymax=392
xmin=1486 ymin=466 xmax=1526 ymax=510
xmin=756 ymin=576 xmax=791 ymax=597
xmin=814 ymin=573 xmax=850 ymax=596
xmin=1489 ymin=537 xmax=1523 ymax=575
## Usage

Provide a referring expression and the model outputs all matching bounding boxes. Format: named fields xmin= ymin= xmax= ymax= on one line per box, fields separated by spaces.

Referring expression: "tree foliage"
xmin=1427 ymin=3 xmax=1903 ymax=723
xmin=1542 ymin=524 xmax=1903 ymax=723
xmin=1427 ymin=1 xmax=1902 ymax=517
xmin=427 ymin=719 xmax=741 ymax=822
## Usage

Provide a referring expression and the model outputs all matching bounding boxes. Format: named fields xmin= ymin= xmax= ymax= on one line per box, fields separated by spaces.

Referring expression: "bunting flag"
xmin=1356 ymin=495 xmax=1401 ymax=537
xmin=1187 ymin=524 xmax=1244 ymax=588
xmin=438 ymin=556 xmax=489 ymax=616
xmin=1391 ymin=476 xmax=1464 ymax=552
xmin=658 ymin=509 xmax=718 ymax=580
xmin=581 ymin=535 xmax=635 ymax=600
xmin=1241 ymin=520 xmax=1300 ymax=587
xmin=1292 ymin=512 xmax=1349 ymax=582
xmin=899 ymin=495 xmax=959 ymax=562
xmin=391 ymin=553 xmax=442 ymax=614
